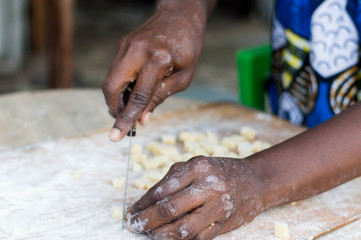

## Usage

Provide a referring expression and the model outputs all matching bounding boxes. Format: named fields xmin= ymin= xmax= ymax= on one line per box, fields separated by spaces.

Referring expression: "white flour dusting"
xmin=0 ymin=105 xmax=360 ymax=239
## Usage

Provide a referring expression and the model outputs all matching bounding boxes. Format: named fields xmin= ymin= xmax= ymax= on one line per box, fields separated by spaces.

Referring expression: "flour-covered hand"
xmin=102 ymin=0 xmax=210 ymax=142
xmin=126 ymin=156 xmax=266 ymax=240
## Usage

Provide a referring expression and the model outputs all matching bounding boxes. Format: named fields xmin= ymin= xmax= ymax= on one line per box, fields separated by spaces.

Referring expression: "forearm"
xmin=250 ymin=102 xmax=361 ymax=209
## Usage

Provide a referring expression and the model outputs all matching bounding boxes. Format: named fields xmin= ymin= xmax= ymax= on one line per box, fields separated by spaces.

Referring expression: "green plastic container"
xmin=236 ymin=44 xmax=271 ymax=111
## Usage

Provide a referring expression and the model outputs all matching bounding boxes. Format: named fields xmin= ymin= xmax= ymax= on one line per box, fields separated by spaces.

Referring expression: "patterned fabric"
xmin=271 ymin=0 xmax=361 ymax=127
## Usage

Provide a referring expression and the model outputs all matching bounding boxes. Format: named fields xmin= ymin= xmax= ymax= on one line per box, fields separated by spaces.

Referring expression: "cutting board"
xmin=0 ymin=102 xmax=360 ymax=240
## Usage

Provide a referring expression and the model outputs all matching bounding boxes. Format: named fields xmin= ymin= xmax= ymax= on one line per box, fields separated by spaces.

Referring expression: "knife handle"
xmin=123 ymin=81 xmax=137 ymax=137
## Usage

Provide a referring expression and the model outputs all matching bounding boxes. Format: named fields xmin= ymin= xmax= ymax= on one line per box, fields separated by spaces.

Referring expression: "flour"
xmin=0 ymin=104 xmax=359 ymax=239
xmin=206 ymin=175 xmax=218 ymax=183
xmin=130 ymin=218 xmax=149 ymax=233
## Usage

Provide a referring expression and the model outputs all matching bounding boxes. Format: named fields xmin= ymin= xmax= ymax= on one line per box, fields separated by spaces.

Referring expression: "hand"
xmin=126 ymin=156 xmax=266 ymax=240
xmin=102 ymin=0 xmax=208 ymax=141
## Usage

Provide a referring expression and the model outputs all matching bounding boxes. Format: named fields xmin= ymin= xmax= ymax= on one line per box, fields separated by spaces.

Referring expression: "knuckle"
xmin=178 ymin=78 xmax=192 ymax=91
xmin=130 ymin=36 xmax=148 ymax=50
xmin=169 ymin=162 xmax=184 ymax=172
xmin=101 ymin=80 xmax=112 ymax=94
xmin=150 ymin=49 xmax=171 ymax=65
xmin=156 ymin=200 xmax=178 ymax=220
xmin=151 ymin=93 xmax=165 ymax=106
xmin=117 ymin=36 xmax=130 ymax=50
xmin=177 ymin=223 xmax=196 ymax=239
xmin=129 ymin=92 xmax=148 ymax=107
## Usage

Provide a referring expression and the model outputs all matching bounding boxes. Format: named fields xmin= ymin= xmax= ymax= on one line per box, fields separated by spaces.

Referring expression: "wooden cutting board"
xmin=0 ymin=102 xmax=360 ymax=240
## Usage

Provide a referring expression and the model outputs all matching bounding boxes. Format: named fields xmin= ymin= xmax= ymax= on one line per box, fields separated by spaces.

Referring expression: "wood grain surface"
xmin=0 ymin=89 xmax=201 ymax=151
xmin=1 ymin=100 xmax=360 ymax=239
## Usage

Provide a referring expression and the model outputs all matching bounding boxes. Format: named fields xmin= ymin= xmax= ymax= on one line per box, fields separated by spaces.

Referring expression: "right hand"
xmin=102 ymin=0 xmax=208 ymax=141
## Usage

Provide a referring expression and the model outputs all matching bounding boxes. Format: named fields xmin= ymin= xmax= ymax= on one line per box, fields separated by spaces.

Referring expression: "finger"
xmin=138 ymin=71 xmax=192 ymax=125
xmin=147 ymin=206 xmax=219 ymax=240
xmin=111 ymin=60 xmax=172 ymax=141
xmin=193 ymin=222 xmax=222 ymax=240
xmin=128 ymin=162 xmax=193 ymax=215
xmin=144 ymin=71 xmax=192 ymax=114
xmin=102 ymin=43 xmax=145 ymax=118
xmin=128 ymin=184 xmax=208 ymax=233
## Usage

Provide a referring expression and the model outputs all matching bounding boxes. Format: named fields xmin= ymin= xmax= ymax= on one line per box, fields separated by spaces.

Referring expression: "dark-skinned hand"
xmin=102 ymin=0 xmax=208 ymax=142
xmin=126 ymin=156 xmax=265 ymax=240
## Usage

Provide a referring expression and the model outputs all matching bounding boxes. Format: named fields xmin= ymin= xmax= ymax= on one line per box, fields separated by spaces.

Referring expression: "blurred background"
xmin=0 ymin=0 xmax=272 ymax=102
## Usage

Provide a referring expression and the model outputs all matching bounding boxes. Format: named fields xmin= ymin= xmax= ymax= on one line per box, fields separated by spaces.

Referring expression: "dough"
xmin=252 ymin=140 xmax=271 ymax=152
xmin=112 ymin=177 xmax=126 ymax=189
xmin=274 ymin=221 xmax=290 ymax=240
xmin=161 ymin=134 xmax=176 ymax=145
xmin=141 ymin=155 xmax=169 ymax=169
xmin=135 ymin=178 xmax=154 ymax=190
xmin=158 ymin=146 xmax=181 ymax=161
xmin=146 ymin=141 xmax=163 ymax=156
xmin=130 ymin=144 xmax=143 ymax=155
xmin=132 ymin=162 xmax=143 ymax=172
xmin=206 ymin=130 xmax=219 ymax=144
xmin=179 ymin=131 xmax=205 ymax=143
xmin=209 ymin=145 xmax=229 ymax=156
xmin=221 ymin=137 xmax=238 ymax=151
xmin=240 ymin=126 xmax=258 ymax=141
xmin=142 ymin=170 xmax=165 ymax=182
xmin=237 ymin=142 xmax=253 ymax=157
xmin=183 ymin=141 xmax=201 ymax=154
xmin=131 ymin=153 xmax=147 ymax=163
xmin=110 ymin=205 xmax=124 ymax=220
xmin=70 ymin=170 xmax=83 ymax=179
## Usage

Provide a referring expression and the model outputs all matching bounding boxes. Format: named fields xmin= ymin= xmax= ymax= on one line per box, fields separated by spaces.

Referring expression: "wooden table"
xmin=0 ymin=89 xmax=360 ymax=239
xmin=0 ymin=89 xmax=199 ymax=151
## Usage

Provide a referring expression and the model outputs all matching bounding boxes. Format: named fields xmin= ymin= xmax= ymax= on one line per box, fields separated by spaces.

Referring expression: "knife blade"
xmin=121 ymin=81 xmax=137 ymax=229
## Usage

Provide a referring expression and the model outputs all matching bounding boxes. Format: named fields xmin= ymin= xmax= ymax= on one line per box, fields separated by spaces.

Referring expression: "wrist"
xmin=243 ymin=153 xmax=289 ymax=211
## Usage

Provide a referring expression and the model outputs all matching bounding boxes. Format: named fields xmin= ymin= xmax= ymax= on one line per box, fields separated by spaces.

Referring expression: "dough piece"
xmin=146 ymin=141 xmax=163 ymax=156
xmin=141 ymin=155 xmax=169 ymax=169
xmin=112 ymin=177 xmax=126 ymax=189
xmin=221 ymin=137 xmax=238 ymax=151
xmin=240 ymin=126 xmax=258 ymax=141
xmin=161 ymin=134 xmax=176 ymax=145
xmin=135 ymin=177 xmax=154 ymax=190
xmin=192 ymin=148 xmax=208 ymax=156
xmin=230 ymin=134 xmax=246 ymax=142
xmin=179 ymin=131 xmax=205 ymax=143
xmin=110 ymin=205 xmax=124 ymax=220
xmin=252 ymin=140 xmax=272 ymax=152
xmin=70 ymin=170 xmax=83 ymax=179
xmin=237 ymin=142 xmax=254 ymax=157
xmin=183 ymin=141 xmax=201 ymax=154
xmin=223 ymin=151 xmax=239 ymax=158
xmin=143 ymin=170 xmax=165 ymax=182
xmin=134 ymin=171 xmax=164 ymax=190
xmin=206 ymin=131 xmax=219 ymax=144
xmin=131 ymin=153 xmax=147 ymax=163
xmin=158 ymin=146 xmax=181 ymax=162
xmin=274 ymin=222 xmax=290 ymax=240
xmin=209 ymin=145 xmax=229 ymax=156
xmin=132 ymin=162 xmax=143 ymax=172
xmin=130 ymin=144 xmax=143 ymax=155
xmin=181 ymin=153 xmax=194 ymax=162
xmin=161 ymin=163 xmax=173 ymax=174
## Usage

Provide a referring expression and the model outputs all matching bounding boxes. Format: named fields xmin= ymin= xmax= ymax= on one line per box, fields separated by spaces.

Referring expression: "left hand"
xmin=126 ymin=156 xmax=266 ymax=240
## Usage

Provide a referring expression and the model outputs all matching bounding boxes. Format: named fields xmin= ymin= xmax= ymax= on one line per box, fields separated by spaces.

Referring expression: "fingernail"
xmin=126 ymin=214 xmax=133 ymax=232
xmin=142 ymin=112 xmax=152 ymax=126
xmin=109 ymin=128 xmax=121 ymax=142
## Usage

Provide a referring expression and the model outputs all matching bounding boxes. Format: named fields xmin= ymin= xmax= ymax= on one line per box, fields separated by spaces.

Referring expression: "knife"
xmin=122 ymin=81 xmax=137 ymax=229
